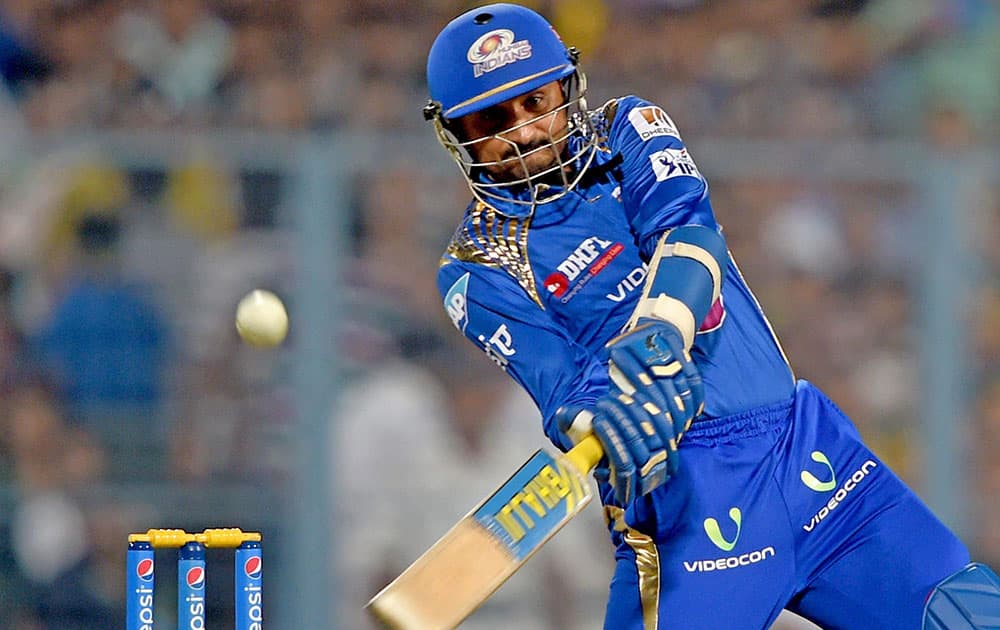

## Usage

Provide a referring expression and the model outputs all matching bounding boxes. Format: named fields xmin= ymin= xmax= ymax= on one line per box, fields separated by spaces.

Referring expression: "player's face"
xmin=454 ymin=81 xmax=569 ymax=183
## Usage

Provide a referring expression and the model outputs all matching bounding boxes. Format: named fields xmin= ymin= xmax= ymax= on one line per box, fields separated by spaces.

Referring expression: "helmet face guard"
xmin=425 ymin=68 xmax=598 ymax=209
xmin=424 ymin=4 xmax=600 ymax=211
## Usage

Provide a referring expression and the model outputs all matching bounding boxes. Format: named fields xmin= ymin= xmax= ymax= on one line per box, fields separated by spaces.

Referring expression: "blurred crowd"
xmin=0 ymin=0 xmax=996 ymax=628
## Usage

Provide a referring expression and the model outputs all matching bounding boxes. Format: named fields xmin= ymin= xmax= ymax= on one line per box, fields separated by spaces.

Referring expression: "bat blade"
xmin=366 ymin=435 xmax=603 ymax=630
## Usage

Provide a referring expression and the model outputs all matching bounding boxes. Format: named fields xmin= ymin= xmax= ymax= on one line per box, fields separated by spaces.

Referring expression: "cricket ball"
xmin=236 ymin=289 xmax=288 ymax=348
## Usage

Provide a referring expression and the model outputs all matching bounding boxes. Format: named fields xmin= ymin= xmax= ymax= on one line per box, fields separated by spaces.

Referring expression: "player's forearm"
xmin=625 ymin=225 xmax=728 ymax=348
xmin=539 ymin=361 xmax=610 ymax=451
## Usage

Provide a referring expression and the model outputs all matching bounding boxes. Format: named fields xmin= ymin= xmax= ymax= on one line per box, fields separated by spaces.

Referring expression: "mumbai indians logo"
xmin=491 ymin=459 xmax=586 ymax=544
xmin=136 ymin=558 xmax=154 ymax=581
xmin=467 ymin=29 xmax=532 ymax=77
xmin=186 ymin=566 xmax=205 ymax=590
xmin=244 ymin=556 xmax=262 ymax=579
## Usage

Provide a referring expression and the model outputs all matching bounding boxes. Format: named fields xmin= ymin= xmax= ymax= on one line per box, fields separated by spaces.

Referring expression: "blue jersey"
xmin=438 ymin=95 xmax=795 ymax=450
xmin=435 ymin=95 xmax=969 ymax=629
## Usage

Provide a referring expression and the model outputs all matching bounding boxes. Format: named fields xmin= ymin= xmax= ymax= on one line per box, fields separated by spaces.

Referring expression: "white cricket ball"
xmin=236 ymin=289 xmax=288 ymax=348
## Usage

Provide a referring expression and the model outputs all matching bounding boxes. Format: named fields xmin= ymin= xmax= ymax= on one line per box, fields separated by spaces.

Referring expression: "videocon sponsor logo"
xmin=800 ymin=450 xmax=836 ymax=492
xmin=704 ymin=507 xmax=742 ymax=551
xmin=802 ymin=456 xmax=878 ymax=533
xmin=683 ymin=506 xmax=776 ymax=573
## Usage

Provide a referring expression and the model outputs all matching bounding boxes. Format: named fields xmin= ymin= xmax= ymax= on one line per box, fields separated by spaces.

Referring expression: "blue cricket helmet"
xmin=426 ymin=3 xmax=577 ymax=120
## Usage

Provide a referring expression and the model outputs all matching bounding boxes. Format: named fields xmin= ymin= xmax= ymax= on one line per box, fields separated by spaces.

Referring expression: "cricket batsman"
xmin=425 ymin=3 xmax=999 ymax=628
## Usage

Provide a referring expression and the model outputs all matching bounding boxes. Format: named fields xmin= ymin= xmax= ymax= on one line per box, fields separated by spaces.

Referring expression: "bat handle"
xmin=565 ymin=434 xmax=604 ymax=475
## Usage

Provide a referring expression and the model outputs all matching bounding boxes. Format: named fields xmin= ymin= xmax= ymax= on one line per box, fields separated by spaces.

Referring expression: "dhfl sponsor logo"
xmin=546 ymin=236 xmax=624 ymax=304
xmin=244 ymin=555 xmax=262 ymax=579
xmin=628 ymin=106 xmax=680 ymax=141
xmin=544 ymin=272 xmax=570 ymax=297
xmin=186 ymin=566 xmax=205 ymax=590
xmin=556 ymin=236 xmax=613 ymax=281
xmin=466 ymin=29 xmax=532 ymax=77
xmin=136 ymin=558 xmax=154 ymax=581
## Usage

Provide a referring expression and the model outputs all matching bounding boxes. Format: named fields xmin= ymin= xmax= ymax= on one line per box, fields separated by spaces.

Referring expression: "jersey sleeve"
xmin=608 ymin=95 xmax=721 ymax=259
xmin=439 ymin=260 xmax=610 ymax=450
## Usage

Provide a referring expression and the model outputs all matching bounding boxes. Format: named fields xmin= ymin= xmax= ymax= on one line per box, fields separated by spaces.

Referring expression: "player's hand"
xmin=554 ymin=405 xmax=612 ymax=486
xmin=607 ymin=318 xmax=703 ymax=442
xmin=597 ymin=318 xmax=703 ymax=503
xmin=557 ymin=390 xmax=677 ymax=505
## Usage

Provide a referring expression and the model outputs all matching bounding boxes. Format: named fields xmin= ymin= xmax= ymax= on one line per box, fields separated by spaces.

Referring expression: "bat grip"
xmin=565 ymin=434 xmax=604 ymax=475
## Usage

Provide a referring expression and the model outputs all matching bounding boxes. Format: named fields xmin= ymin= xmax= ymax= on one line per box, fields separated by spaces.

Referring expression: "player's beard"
xmin=484 ymin=119 xmax=570 ymax=184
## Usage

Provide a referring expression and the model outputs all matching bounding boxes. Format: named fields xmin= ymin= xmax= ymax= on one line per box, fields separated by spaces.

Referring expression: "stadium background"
xmin=0 ymin=0 xmax=996 ymax=628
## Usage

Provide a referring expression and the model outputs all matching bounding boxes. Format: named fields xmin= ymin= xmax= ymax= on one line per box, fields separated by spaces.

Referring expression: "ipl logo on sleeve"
xmin=649 ymin=148 xmax=701 ymax=182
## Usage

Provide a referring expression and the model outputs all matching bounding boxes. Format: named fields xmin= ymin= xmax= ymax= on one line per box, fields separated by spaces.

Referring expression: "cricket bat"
xmin=366 ymin=434 xmax=604 ymax=630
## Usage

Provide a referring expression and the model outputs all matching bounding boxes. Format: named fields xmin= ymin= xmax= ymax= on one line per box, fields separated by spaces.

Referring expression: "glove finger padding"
xmin=608 ymin=330 xmax=694 ymax=448
xmin=647 ymin=327 xmax=698 ymax=440
xmin=651 ymin=323 xmax=704 ymax=434
xmin=594 ymin=395 xmax=671 ymax=505
xmin=591 ymin=412 xmax=636 ymax=505
xmin=606 ymin=350 xmax=680 ymax=474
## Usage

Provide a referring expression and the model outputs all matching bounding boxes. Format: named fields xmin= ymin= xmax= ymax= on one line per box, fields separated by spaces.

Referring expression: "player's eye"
xmin=476 ymin=108 xmax=506 ymax=131
xmin=525 ymin=94 xmax=545 ymax=110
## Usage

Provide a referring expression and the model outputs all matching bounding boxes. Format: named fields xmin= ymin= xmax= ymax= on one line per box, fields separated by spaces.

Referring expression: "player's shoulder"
xmin=437 ymin=201 xmax=519 ymax=295
xmin=438 ymin=246 xmax=529 ymax=335
xmin=438 ymin=249 xmax=519 ymax=296
xmin=601 ymin=94 xmax=684 ymax=146
xmin=438 ymin=196 xmax=532 ymax=269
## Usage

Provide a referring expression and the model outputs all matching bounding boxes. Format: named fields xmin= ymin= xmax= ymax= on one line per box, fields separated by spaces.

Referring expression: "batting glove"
xmin=598 ymin=318 xmax=702 ymax=503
